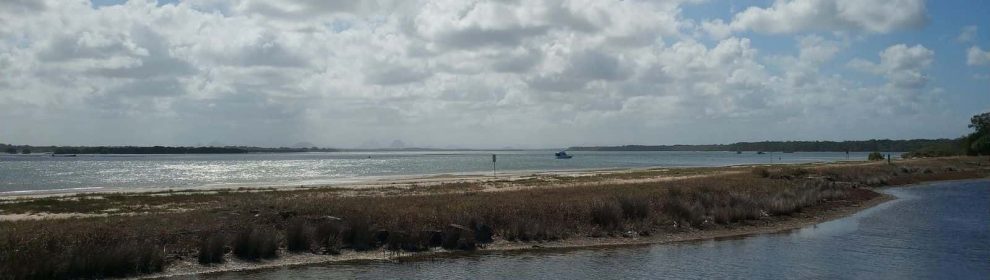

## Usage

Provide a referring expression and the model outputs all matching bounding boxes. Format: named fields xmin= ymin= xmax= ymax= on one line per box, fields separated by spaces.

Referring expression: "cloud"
xmin=957 ymin=25 xmax=978 ymax=43
xmin=967 ymin=46 xmax=990 ymax=66
xmin=849 ymin=44 xmax=933 ymax=89
xmin=724 ymin=0 xmax=927 ymax=34
xmin=0 ymin=0 xmax=964 ymax=147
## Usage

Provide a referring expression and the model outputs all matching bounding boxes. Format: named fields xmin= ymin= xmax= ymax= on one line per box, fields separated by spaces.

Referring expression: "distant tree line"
xmin=570 ymin=139 xmax=958 ymax=153
xmin=901 ymin=112 xmax=990 ymax=158
xmin=0 ymin=144 xmax=339 ymax=154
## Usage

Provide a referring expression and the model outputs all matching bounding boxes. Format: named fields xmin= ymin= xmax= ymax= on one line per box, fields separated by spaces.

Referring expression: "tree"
xmin=20 ymin=149 xmax=31 ymax=154
xmin=4 ymin=148 xmax=16 ymax=154
xmin=868 ymin=152 xmax=885 ymax=161
xmin=970 ymin=112 xmax=990 ymax=134
xmin=965 ymin=112 xmax=990 ymax=156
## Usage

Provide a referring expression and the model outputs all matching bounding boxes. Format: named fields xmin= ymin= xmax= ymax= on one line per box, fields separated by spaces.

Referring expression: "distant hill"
xmin=570 ymin=139 xmax=961 ymax=152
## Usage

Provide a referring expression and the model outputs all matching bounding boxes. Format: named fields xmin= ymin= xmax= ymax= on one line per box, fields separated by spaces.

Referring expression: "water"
xmin=0 ymin=151 xmax=879 ymax=193
xmin=188 ymin=179 xmax=990 ymax=280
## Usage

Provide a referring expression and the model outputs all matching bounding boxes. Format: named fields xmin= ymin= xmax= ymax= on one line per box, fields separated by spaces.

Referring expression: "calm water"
xmin=0 ymin=151 xmax=879 ymax=193
xmin=187 ymin=179 xmax=990 ymax=280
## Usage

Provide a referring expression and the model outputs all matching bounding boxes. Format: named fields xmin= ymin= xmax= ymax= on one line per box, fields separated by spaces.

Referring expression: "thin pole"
xmin=492 ymin=154 xmax=496 ymax=177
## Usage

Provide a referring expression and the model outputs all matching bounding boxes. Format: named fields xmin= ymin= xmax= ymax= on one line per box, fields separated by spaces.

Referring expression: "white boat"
xmin=555 ymin=151 xmax=573 ymax=159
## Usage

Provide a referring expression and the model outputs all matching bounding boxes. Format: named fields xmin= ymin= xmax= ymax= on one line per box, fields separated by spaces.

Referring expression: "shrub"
xmin=589 ymin=201 xmax=623 ymax=230
xmin=662 ymin=195 xmax=705 ymax=226
xmin=868 ymin=152 xmax=885 ymax=161
xmin=471 ymin=221 xmax=495 ymax=243
xmin=65 ymin=241 xmax=165 ymax=279
xmin=232 ymin=226 xmax=279 ymax=261
xmin=285 ymin=218 xmax=312 ymax=253
xmin=342 ymin=217 xmax=376 ymax=251
xmin=752 ymin=167 xmax=770 ymax=178
xmin=441 ymin=224 xmax=476 ymax=250
xmin=198 ymin=233 xmax=226 ymax=264
xmin=617 ymin=195 xmax=651 ymax=220
xmin=314 ymin=220 xmax=343 ymax=254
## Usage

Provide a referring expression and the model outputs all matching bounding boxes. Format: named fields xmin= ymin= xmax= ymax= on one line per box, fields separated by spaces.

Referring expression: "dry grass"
xmin=0 ymin=157 xmax=986 ymax=279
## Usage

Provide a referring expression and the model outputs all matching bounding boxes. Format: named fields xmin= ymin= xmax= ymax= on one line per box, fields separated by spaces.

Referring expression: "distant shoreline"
xmin=1 ymin=157 xmax=986 ymax=279
xmin=0 ymin=155 xmax=871 ymax=199
xmin=570 ymin=139 xmax=953 ymax=152
xmin=1 ymin=138 xmax=957 ymax=155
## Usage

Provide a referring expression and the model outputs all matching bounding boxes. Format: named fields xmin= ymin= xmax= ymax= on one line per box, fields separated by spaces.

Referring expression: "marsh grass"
xmin=0 ymin=157 xmax=983 ymax=279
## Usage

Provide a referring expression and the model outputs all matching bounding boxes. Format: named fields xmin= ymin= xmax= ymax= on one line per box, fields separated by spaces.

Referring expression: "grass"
xmin=0 ymin=157 xmax=986 ymax=279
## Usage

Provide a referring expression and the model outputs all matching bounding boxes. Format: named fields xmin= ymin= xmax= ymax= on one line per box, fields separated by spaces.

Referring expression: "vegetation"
xmin=197 ymin=233 xmax=226 ymax=265
xmin=571 ymin=139 xmax=958 ymax=152
xmin=1 ymin=157 xmax=985 ymax=279
xmin=868 ymin=152 xmax=885 ymax=161
xmin=963 ymin=112 xmax=990 ymax=156
xmin=901 ymin=112 xmax=990 ymax=158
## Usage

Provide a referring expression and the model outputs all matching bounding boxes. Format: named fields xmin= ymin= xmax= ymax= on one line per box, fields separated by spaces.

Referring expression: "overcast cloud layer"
xmin=1 ymin=0 xmax=988 ymax=148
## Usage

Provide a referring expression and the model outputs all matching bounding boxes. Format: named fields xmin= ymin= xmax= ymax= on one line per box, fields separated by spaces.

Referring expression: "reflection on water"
xmin=0 ymin=151 xmax=877 ymax=193
xmin=185 ymin=179 xmax=989 ymax=280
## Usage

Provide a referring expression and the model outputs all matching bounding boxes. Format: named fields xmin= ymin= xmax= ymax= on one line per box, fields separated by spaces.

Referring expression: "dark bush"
xmin=232 ymin=226 xmax=279 ymax=261
xmin=198 ymin=233 xmax=226 ymax=264
xmin=442 ymin=224 xmax=476 ymax=250
xmin=285 ymin=218 xmax=312 ymax=253
xmin=471 ymin=221 xmax=494 ymax=243
xmin=65 ymin=241 xmax=165 ymax=279
xmin=589 ymin=201 xmax=623 ymax=230
xmin=617 ymin=195 xmax=651 ymax=220
xmin=868 ymin=152 xmax=885 ymax=161
xmin=314 ymin=220 xmax=343 ymax=254
xmin=662 ymin=197 xmax=705 ymax=226
xmin=342 ymin=217 xmax=376 ymax=251
xmin=752 ymin=167 xmax=770 ymax=178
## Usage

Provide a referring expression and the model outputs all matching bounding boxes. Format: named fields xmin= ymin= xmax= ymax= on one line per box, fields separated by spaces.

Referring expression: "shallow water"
xmin=0 ymin=151 xmax=878 ymax=193
xmin=185 ymin=179 xmax=989 ymax=280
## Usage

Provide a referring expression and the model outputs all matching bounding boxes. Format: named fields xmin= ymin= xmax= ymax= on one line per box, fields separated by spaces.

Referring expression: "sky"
xmin=0 ymin=0 xmax=988 ymax=149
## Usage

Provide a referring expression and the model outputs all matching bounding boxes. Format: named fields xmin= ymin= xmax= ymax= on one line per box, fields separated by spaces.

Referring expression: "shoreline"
xmin=1 ymin=158 xmax=868 ymax=200
xmin=3 ymin=156 xmax=986 ymax=280
xmin=152 ymin=190 xmax=898 ymax=279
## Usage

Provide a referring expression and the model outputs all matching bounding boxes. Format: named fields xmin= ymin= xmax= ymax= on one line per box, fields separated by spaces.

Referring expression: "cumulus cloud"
xmin=957 ymin=25 xmax=978 ymax=43
xmin=717 ymin=0 xmax=927 ymax=35
xmin=0 ymin=0 xmax=961 ymax=147
xmin=968 ymin=46 xmax=990 ymax=66
xmin=848 ymin=44 xmax=934 ymax=89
